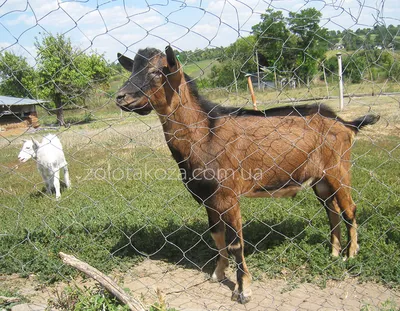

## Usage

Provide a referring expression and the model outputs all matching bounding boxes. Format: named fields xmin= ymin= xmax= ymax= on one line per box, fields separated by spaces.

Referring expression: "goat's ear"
xmin=165 ymin=46 xmax=180 ymax=73
xmin=117 ymin=53 xmax=134 ymax=72
xmin=31 ymin=137 xmax=40 ymax=150
xmin=164 ymin=46 xmax=182 ymax=94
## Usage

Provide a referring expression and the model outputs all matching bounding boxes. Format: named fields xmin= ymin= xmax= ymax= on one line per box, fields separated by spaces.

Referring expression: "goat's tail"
xmin=344 ymin=114 xmax=380 ymax=133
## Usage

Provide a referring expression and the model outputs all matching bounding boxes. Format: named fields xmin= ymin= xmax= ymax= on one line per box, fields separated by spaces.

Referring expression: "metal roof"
xmin=0 ymin=95 xmax=48 ymax=106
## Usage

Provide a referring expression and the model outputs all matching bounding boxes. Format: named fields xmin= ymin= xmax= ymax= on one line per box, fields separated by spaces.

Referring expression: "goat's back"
xmin=42 ymin=134 xmax=64 ymax=150
xmin=36 ymin=135 xmax=67 ymax=169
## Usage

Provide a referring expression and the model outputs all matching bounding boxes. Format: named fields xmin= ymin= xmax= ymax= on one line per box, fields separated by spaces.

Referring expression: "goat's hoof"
xmin=343 ymin=244 xmax=359 ymax=261
xmin=231 ymin=289 xmax=252 ymax=304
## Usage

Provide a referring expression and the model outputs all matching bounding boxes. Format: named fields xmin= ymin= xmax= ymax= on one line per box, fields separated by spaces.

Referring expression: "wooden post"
xmin=322 ymin=62 xmax=330 ymax=99
xmin=256 ymin=50 xmax=261 ymax=91
xmin=336 ymin=52 xmax=344 ymax=111
xmin=233 ymin=68 xmax=238 ymax=95
xmin=247 ymin=76 xmax=257 ymax=110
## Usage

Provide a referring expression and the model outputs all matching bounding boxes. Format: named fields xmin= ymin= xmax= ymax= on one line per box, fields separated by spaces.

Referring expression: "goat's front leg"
xmin=63 ymin=164 xmax=71 ymax=188
xmin=53 ymin=169 xmax=61 ymax=200
xmin=206 ymin=207 xmax=229 ymax=282
xmin=220 ymin=196 xmax=252 ymax=304
xmin=42 ymin=172 xmax=53 ymax=195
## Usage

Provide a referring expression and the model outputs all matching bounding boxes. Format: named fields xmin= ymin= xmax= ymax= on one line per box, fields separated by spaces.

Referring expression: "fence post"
xmin=246 ymin=75 xmax=258 ymax=110
xmin=322 ymin=62 xmax=330 ymax=99
xmin=336 ymin=52 xmax=344 ymax=111
xmin=256 ymin=50 xmax=261 ymax=90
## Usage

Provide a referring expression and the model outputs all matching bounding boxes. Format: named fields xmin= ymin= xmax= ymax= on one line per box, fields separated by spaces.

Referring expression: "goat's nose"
xmin=116 ymin=93 xmax=126 ymax=105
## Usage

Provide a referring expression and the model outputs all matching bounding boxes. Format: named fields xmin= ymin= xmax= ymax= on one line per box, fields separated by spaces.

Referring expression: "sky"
xmin=0 ymin=0 xmax=399 ymax=64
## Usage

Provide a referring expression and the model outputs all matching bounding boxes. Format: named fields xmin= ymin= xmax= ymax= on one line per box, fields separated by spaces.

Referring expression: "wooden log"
xmin=0 ymin=296 xmax=20 ymax=303
xmin=59 ymin=252 xmax=145 ymax=311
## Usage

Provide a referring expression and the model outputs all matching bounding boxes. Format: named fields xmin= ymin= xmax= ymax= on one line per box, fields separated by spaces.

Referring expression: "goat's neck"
xmin=31 ymin=150 xmax=38 ymax=160
xmin=160 ymin=85 xmax=210 ymax=158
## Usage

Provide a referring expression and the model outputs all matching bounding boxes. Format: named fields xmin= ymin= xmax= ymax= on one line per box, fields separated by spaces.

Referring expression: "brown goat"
xmin=116 ymin=46 xmax=379 ymax=303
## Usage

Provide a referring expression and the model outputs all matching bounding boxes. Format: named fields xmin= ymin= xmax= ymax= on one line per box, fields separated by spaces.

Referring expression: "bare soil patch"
xmin=2 ymin=260 xmax=399 ymax=311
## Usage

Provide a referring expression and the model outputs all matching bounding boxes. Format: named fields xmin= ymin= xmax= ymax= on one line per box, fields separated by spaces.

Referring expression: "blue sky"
xmin=0 ymin=0 xmax=399 ymax=64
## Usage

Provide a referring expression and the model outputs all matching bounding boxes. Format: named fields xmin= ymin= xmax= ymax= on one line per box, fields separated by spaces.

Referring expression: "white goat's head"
xmin=18 ymin=138 xmax=40 ymax=162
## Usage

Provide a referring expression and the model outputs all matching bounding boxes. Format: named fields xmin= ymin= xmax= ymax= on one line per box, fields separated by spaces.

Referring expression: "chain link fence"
xmin=1 ymin=0 xmax=400 ymax=310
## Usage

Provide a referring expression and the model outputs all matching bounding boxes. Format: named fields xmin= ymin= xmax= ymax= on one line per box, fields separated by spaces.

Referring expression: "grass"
xmin=0 ymin=286 xmax=27 ymax=309
xmin=361 ymin=299 xmax=400 ymax=311
xmin=48 ymin=285 xmax=130 ymax=311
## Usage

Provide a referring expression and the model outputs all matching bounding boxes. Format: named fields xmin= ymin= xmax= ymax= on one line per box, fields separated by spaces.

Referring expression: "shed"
xmin=0 ymin=95 xmax=47 ymax=118
xmin=0 ymin=96 xmax=48 ymax=130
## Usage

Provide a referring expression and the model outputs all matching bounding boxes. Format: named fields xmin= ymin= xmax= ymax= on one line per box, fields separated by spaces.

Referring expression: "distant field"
xmin=325 ymin=48 xmax=400 ymax=59
xmin=181 ymin=59 xmax=216 ymax=79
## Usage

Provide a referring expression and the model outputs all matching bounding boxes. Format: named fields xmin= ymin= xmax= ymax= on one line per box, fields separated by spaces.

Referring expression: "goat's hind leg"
xmin=325 ymin=174 xmax=359 ymax=259
xmin=313 ymin=180 xmax=342 ymax=257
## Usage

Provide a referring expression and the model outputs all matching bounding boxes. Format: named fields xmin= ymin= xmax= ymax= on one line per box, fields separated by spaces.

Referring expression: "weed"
xmin=361 ymin=299 xmax=399 ymax=311
xmin=48 ymin=285 xmax=130 ymax=311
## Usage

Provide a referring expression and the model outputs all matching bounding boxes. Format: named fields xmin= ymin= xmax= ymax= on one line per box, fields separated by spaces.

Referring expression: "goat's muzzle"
xmin=116 ymin=93 xmax=153 ymax=115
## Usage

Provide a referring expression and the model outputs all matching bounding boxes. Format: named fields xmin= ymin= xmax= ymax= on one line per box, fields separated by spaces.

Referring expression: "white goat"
xmin=18 ymin=134 xmax=70 ymax=199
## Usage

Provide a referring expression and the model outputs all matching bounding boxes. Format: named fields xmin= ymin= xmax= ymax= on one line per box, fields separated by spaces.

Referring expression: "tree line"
xmin=1 ymin=9 xmax=399 ymax=125
xmin=0 ymin=34 xmax=111 ymax=126
xmin=178 ymin=9 xmax=400 ymax=89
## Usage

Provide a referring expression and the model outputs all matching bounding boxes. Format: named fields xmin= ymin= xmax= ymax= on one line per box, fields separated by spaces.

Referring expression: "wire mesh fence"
xmin=1 ymin=0 xmax=400 ymax=310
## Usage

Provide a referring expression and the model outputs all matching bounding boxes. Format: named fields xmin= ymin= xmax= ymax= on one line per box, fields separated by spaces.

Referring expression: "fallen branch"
xmin=59 ymin=252 xmax=145 ymax=311
xmin=0 ymin=296 xmax=20 ymax=304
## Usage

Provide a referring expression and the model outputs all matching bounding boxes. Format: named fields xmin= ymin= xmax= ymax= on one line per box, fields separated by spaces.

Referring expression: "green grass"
xmin=1 ymin=125 xmax=399 ymax=290
xmin=48 ymin=285 xmax=130 ymax=311
xmin=0 ymin=286 xmax=27 ymax=309
xmin=361 ymin=299 xmax=400 ymax=311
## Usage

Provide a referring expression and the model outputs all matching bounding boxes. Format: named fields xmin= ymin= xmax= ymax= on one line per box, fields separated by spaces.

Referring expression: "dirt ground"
xmin=2 ymin=259 xmax=399 ymax=311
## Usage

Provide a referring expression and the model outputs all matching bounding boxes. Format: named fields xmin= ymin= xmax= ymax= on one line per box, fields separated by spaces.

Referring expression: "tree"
xmin=252 ymin=8 xmax=329 ymax=86
xmin=288 ymin=8 xmax=328 ymax=85
xmin=35 ymin=34 xmax=111 ymax=126
xmin=342 ymin=30 xmax=357 ymax=50
xmin=0 ymin=52 xmax=37 ymax=98
xmin=208 ymin=36 xmax=258 ymax=89
xmin=252 ymin=9 xmax=293 ymax=70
